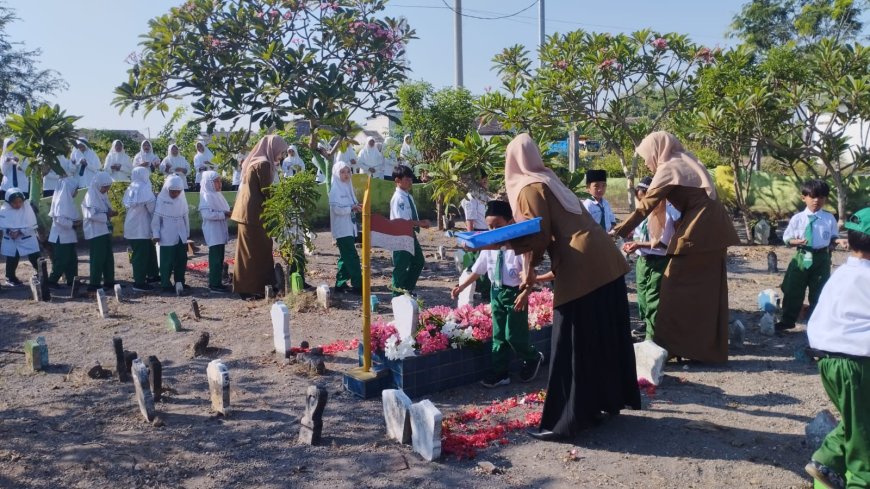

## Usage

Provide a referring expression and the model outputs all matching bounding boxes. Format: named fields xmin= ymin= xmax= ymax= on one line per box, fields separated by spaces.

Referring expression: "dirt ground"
xmin=0 ymin=219 xmax=843 ymax=489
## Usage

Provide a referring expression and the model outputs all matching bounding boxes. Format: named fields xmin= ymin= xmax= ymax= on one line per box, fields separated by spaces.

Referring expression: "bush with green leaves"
xmin=262 ymin=171 xmax=319 ymax=271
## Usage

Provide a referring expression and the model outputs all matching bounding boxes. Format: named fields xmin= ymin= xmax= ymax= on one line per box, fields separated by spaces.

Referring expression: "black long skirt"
xmin=539 ymin=277 xmax=641 ymax=436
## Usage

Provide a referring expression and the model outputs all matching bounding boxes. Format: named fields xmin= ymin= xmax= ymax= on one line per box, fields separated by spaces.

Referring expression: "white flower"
xmin=384 ymin=334 xmax=415 ymax=360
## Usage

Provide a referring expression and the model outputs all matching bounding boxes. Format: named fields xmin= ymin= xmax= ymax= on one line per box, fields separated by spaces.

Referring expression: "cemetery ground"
xmin=0 ymin=222 xmax=842 ymax=489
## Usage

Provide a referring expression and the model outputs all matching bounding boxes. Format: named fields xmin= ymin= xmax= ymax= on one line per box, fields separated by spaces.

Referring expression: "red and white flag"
xmin=370 ymin=214 xmax=415 ymax=254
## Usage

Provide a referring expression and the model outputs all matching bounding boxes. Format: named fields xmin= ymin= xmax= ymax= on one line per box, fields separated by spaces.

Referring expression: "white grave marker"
xmin=270 ymin=302 xmax=291 ymax=358
xmin=410 ymin=400 xmax=442 ymax=461
xmin=457 ymin=270 xmax=476 ymax=307
xmin=96 ymin=289 xmax=109 ymax=318
xmin=634 ymin=340 xmax=668 ymax=386
xmin=316 ymin=284 xmax=331 ymax=309
xmin=114 ymin=284 xmax=123 ymax=303
xmin=382 ymin=389 xmax=412 ymax=444
xmin=391 ymin=295 xmax=419 ymax=341
xmin=207 ymin=359 xmax=230 ymax=415
xmin=131 ymin=359 xmax=156 ymax=422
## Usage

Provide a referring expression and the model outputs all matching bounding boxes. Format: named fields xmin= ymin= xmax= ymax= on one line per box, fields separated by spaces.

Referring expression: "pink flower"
xmin=554 ymin=60 xmax=568 ymax=70
xmin=269 ymin=9 xmax=280 ymax=18
xmin=598 ymin=59 xmax=616 ymax=70
xmin=651 ymin=37 xmax=668 ymax=51
xmin=255 ymin=11 xmax=264 ymax=18
xmin=695 ymin=47 xmax=713 ymax=64
xmin=416 ymin=329 xmax=450 ymax=354
xmin=370 ymin=319 xmax=398 ymax=354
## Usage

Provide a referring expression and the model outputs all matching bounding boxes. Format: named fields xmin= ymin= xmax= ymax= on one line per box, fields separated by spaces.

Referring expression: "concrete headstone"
xmin=37 ymin=258 xmax=50 ymax=300
xmin=759 ymin=312 xmax=775 ymax=336
xmin=298 ymin=385 xmax=328 ymax=445
xmin=23 ymin=339 xmax=47 ymax=371
xmin=191 ymin=299 xmax=201 ymax=320
xmin=729 ymin=320 xmax=745 ymax=347
xmin=113 ymin=337 xmax=129 ymax=382
xmin=96 ymin=288 xmax=109 ymax=318
xmin=437 ymin=246 xmax=446 ymax=261
xmin=131 ymin=358 xmax=156 ymax=422
xmin=634 ymin=340 xmax=668 ymax=386
xmin=391 ymin=295 xmax=419 ymax=341
xmin=36 ymin=336 xmax=48 ymax=367
xmin=316 ymin=284 xmax=331 ymax=310
xmin=410 ymin=400 xmax=442 ymax=461
xmin=271 ymin=302 xmax=291 ymax=358
xmin=145 ymin=356 xmax=162 ymax=402
xmin=167 ymin=312 xmax=182 ymax=332
xmin=207 ymin=359 xmax=230 ymax=415
xmin=29 ymin=275 xmax=43 ymax=302
xmin=457 ymin=270 xmax=476 ymax=307
xmin=113 ymin=284 xmax=123 ymax=303
xmin=382 ymin=389 xmax=412 ymax=444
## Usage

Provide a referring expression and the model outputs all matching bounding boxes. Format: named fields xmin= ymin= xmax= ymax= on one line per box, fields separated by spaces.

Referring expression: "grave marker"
xmin=453 ymin=250 xmax=465 ymax=273
xmin=457 ymin=270 xmax=476 ymax=307
xmin=29 ymin=275 xmax=43 ymax=302
xmin=271 ymin=302 xmax=291 ymax=358
xmin=37 ymin=258 xmax=50 ymax=301
xmin=131 ymin=359 xmax=156 ymax=422
xmin=175 ymin=282 xmax=183 ymax=297
xmin=113 ymin=337 xmax=129 ymax=382
xmin=167 ymin=312 xmax=182 ymax=332
xmin=23 ymin=338 xmax=48 ymax=371
xmin=316 ymin=285 xmax=331 ymax=310
xmin=410 ymin=400 xmax=442 ymax=461
xmin=191 ymin=299 xmax=201 ymax=320
xmin=207 ymin=359 xmax=230 ymax=415
xmin=145 ymin=356 xmax=163 ymax=402
xmin=114 ymin=284 xmax=123 ymax=303
xmin=634 ymin=340 xmax=667 ymax=386
xmin=298 ymin=385 xmax=328 ymax=445
xmin=391 ymin=295 xmax=419 ymax=341
xmin=382 ymin=389 xmax=412 ymax=444
xmin=96 ymin=289 xmax=109 ymax=318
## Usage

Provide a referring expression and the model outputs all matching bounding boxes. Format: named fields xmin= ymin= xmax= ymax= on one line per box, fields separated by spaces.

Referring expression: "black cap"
xmin=485 ymin=200 xmax=512 ymax=220
xmin=637 ymin=176 xmax=653 ymax=190
xmin=585 ymin=169 xmax=607 ymax=184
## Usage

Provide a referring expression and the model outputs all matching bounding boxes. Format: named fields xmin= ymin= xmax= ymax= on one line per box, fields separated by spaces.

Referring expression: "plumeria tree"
xmin=479 ymin=30 xmax=714 ymax=208
xmin=6 ymin=104 xmax=80 ymax=198
xmin=114 ymin=0 xmax=414 ymax=159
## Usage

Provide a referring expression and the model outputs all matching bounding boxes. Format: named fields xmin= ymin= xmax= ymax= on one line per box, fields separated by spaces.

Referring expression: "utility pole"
xmin=454 ymin=0 xmax=463 ymax=88
xmin=538 ymin=0 xmax=545 ymax=64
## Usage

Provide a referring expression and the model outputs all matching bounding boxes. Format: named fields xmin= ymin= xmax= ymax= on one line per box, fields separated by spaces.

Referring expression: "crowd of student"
xmin=1 ymin=130 xmax=868 ymax=488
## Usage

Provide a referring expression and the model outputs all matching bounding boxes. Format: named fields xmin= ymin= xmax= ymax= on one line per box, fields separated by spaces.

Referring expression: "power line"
xmin=438 ymin=0 xmax=539 ymax=20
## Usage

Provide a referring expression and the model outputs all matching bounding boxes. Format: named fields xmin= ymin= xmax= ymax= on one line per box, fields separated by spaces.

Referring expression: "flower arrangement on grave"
xmin=368 ymin=288 xmax=554 ymax=359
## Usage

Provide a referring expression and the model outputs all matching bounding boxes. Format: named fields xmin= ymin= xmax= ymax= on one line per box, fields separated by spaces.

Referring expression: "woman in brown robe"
xmin=231 ymin=135 xmax=288 ymax=299
xmin=613 ymin=131 xmax=740 ymax=363
xmin=504 ymin=134 xmax=641 ymax=441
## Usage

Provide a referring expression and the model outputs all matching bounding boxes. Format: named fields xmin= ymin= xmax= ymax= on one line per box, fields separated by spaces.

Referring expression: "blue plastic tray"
xmin=455 ymin=217 xmax=542 ymax=248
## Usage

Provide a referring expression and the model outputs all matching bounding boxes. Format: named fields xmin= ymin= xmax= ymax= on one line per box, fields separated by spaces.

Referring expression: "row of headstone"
xmin=381 ymin=389 xmax=442 ymax=461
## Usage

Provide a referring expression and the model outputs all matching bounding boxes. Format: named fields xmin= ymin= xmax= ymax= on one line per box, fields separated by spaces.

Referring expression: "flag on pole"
xmin=370 ymin=214 xmax=415 ymax=254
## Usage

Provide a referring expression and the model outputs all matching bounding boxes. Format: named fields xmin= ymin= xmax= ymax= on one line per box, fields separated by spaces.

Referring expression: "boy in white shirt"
xmin=389 ymin=165 xmax=430 ymax=296
xmin=778 ymin=179 xmax=839 ymax=331
xmin=804 ymin=207 xmax=870 ymax=489
xmin=582 ymin=169 xmax=616 ymax=232
xmin=622 ymin=177 xmax=681 ymax=340
xmin=452 ymin=200 xmax=545 ymax=387
xmin=151 ymin=175 xmax=190 ymax=293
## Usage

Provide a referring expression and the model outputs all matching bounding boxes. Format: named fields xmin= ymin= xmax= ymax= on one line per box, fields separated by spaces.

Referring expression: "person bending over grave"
xmin=452 ymin=199 xmax=544 ymax=388
xmin=81 ymin=172 xmax=117 ymax=291
xmin=0 ymin=187 xmax=40 ymax=287
xmin=152 ymin=175 xmax=190 ymax=294
xmin=47 ymin=177 xmax=81 ymax=287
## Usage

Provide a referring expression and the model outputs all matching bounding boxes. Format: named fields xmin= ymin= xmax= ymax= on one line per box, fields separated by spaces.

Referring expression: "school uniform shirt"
xmin=583 ymin=197 xmax=616 ymax=232
xmin=151 ymin=211 xmax=190 ymax=246
xmin=133 ymin=151 xmax=160 ymax=172
xmin=782 ymin=208 xmax=838 ymax=249
xmin=124 ymin=200 xmax=156 ymax=240
xmin=193 ymin=149 xmax=216 ymax=185
xmin=281 ymin=156 xmax=305 ymax=177
xmin=471 ymin=247 xmax=523 ymax=287
xmin=460 ymin=193 xmax=488 ymax=230
xmin=43 ymin=157 xmax=75 ymax=193
xmin=0 ymin=154 xmax=29 ymax=193
xmin=329 ymin=192 xmax=357 ymax=239
xmin=390 ymin=188 xmax=418 ymax=225
xmin=0 ymin=202 xmax=39 ymax=256
xmin=70 ymin=147 xmax=101 ymax=189
xmin=632 ymin=203 xmax=681 ymax=257
xmin=81 ymin=174 xmax=114 ymax=240
xmin=161 ymin=156 xmax=191 ymax=189
xmin=48 ymin=179 xmax=80 ymax=244
xmin=807 ymin=256 xmax=870 ymax=357
xmin=104 ymin=148 xmax=133 ymax=183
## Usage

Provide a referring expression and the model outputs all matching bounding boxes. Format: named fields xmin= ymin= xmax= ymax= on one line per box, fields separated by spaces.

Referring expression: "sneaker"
xmin=519 ymin=352 xmax=545 ymax=383
xmin=805 ymin=461 xmax=845 ymax=489
xmin=209 ymin=285 xmax=228 ymax=294
xmin=775 ymin=321 xmax=796 ymax=331
xmin=132 ymin=283 xmax=154 ymax=292
xmin=480 ymin=372 xmax=511 ymax=388
xmin=6 ymin=278 xmax=23 ymax=287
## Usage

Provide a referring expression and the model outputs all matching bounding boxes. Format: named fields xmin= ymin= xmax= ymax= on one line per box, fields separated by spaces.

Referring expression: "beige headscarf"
xmin=240 ymin=135 xmax=288 ymax=184
xmin=504 ymin=133 xmax=584 ymax=221
xmin=635 ymin=131 xmax=716 ymax=245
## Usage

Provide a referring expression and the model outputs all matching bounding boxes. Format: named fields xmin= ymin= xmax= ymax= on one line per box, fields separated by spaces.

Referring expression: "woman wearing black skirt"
xmin=504 ymin=134 xmax=641 ymax=440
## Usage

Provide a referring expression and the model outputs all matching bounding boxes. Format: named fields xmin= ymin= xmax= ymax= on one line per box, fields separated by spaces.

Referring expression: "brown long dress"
xmin=511 ymin=183 xmax=640 ymax=437
xmin=614 ymin=185 xmax=740 ymax=363
xmin=231 ymin=160 xmax=275 ymax=295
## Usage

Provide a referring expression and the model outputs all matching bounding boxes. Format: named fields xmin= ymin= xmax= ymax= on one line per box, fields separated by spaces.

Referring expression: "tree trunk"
xmin=731 ymin=158 xmax=752 ymax=245
xmin=831 ymin=170 xmax=847 ymax=226
xmin=436 ymin=200 xmax=444 ymax=231
xmin=617 ymin=151 xmax=636 ymax=211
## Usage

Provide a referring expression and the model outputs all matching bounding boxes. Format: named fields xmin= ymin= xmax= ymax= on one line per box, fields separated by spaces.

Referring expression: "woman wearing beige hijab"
xmin=230 ymin=135 xmax=288 ymax=299
xmin=613 ymin=131 xmax=740 ymax=363
xmin=502 ymin=134 xmax=640 ymax=441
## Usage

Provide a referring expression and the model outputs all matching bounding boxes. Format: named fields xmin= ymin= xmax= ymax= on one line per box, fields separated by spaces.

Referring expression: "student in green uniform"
xmin=46 ymin=177 xmax=80 ymax=287
xmin=805 ymin=207 xmax=870 ymax=489
xmin=81 ymin=172 xmax=116 ymax=291
xmin=389 ymin=165 xmax=430 ymax=296
xmin=151 ymin=175 xmax=190 ymax=293
xmin=452 ymin=200 xmax=545 ymax=387
xmin=778 ymin=179 xmax=839 ymax=331
xmin=124 ymin=167 xmax=160 ymax=292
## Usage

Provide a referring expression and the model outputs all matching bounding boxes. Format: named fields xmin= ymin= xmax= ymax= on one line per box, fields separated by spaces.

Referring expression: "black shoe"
xmin=161 ymin=286 xmax=175 ymax=295
xmin=775 ymin=321 xmax=796 ymax=331
xmin=239 ymin=293 xmax=264 ymax=301
xmin=6 ymin=277 xmax=23 ymax=287
xmin=480 ymin=372 xmax=510 ymax=388
xmin=519 ymin=352 xmax=545 ymax=383
xmin=180 ymin=283 xmax=192 ymax=291
xmin=209 ymin=285 xmax=228 ymax=294
xmin=527 ymin=429 xmax=564 ymax=441
xmin=132 ymin=283 xmax=154 ymax=292
xmin=146 ymin=276 xmax=161 ymax=284
xmin=805 ymin=460 xmax=845 ymax=489
xmin=46 ymin=280 xmax=63 ymax=289
xmin=87 ymin=285 xmax=102 ymax=292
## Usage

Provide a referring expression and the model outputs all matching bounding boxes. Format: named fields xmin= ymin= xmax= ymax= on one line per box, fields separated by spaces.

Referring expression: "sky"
xmin=5 ymin=0 xmax=747 ymax=136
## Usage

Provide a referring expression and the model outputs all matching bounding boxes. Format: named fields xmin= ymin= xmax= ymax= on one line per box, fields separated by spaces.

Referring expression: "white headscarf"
xmin=162 ymin=144 xmax=188 ymax=173
xmin=357 ymin=137 xmax=382 ymax=168
xmin=49 ymin=178 xmax=81 ymax=221
xmin=198 ymin=170 xmax=230 ymax=213
xmin=82 ymin=171 xmax=114 ymax=213
xmin=194 ymin=140 xmax=215 ymax=166
xmin=123 ymin=167 xmax=155 ymax=208
xmin=0 ymin=187 xmax=37 ymax=229
xmin=134 ymin=140 xmax=159 ymax=168
xmin=2 ymin=137 xmax=15 ymax=156
xmin=400 ymin=134 xmax=413 ymax=157
xmin=328 ymin=161 xmax=357 ymax=206
xmin=282 ymin=145 xmax=305 ymax=176
xmin=154 ymin=174 xmax=188 ymax=218
xmin=105 ymin=140 xmax=132 ymax=167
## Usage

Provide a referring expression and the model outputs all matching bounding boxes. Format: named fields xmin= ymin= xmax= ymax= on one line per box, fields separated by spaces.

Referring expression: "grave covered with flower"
xmin=359 ymin=289 xmax=555 ymax=398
